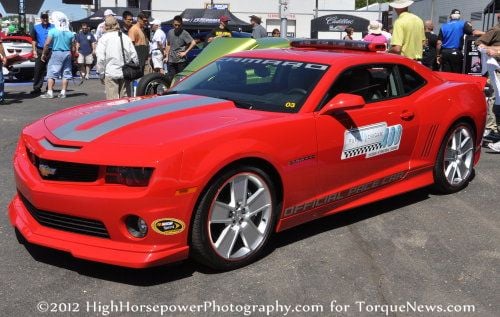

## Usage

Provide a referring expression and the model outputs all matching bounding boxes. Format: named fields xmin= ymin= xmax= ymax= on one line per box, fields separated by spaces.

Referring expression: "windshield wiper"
xmin=222 ymin=98 xmax=255 ymax=110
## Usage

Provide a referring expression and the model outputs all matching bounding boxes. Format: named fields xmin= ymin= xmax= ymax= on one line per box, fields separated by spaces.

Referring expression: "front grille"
xmin=27 ymin=148 xmax=99 ymax=182
xmin=19 ymin=192 xmax=110 ymax=238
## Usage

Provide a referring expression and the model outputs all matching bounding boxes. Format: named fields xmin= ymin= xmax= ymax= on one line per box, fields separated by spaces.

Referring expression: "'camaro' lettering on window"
xmin=219 ymin=57 xmax=328 ymax=71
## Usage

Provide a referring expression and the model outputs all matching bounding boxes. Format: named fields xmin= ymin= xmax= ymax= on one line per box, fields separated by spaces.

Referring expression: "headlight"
xmin=105 ymin=166 xmax=154 ymax=187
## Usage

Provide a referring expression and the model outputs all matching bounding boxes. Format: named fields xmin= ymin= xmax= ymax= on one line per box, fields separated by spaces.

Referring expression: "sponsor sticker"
xmin=342 ymin=122 xmax=403 ymax=160
xmin=152 ymin=218 xmax=185 ymax=235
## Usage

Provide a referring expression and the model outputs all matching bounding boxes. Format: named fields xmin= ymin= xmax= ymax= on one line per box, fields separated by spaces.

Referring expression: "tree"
xmin=355 ymin=0 xmax=390 ymax=10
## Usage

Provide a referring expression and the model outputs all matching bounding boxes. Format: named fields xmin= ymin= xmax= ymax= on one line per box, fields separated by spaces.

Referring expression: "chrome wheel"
xmin=145 ymin=80 xmax=168 ymax=95
xmin=443 ymin=126 xmax=474 ymax=186
xmin=208 ymin=173 xmax=273 ymax=260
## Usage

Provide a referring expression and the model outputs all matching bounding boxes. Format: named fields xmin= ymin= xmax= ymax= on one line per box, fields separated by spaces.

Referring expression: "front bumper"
xmin=9 ymin=195 xmax=189 ymax=268
xmin=9 ymin=141 xmax=194 ymax=268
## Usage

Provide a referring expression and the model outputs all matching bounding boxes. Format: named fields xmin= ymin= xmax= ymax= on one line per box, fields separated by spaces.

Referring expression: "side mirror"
xmin=319 ymin=93 xmax=365 ymax=115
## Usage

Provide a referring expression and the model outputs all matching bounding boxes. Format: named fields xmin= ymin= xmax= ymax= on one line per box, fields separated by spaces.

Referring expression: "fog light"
xmin=125 ymin=215 xmax=148 ymax=238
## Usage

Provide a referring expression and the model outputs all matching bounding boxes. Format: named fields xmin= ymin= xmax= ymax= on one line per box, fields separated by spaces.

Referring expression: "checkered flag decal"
xmin=343 ymin=143 xmax=382 ymax=158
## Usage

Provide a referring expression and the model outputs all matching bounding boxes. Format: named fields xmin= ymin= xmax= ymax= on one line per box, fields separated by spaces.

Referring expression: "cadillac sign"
xmin=311 ymin=14 xmax=370 ymax=33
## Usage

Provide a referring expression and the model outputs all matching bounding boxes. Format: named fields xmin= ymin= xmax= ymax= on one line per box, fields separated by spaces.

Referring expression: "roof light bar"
xmin=291 ymin=39 xmax=386 ymax=52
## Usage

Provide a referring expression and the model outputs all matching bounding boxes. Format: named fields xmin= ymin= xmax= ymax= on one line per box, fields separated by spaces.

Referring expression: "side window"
xmin=398 ymin=65 xmax=426 ymax=94
xmin=322 ymin=64 xmax=395 ymax=106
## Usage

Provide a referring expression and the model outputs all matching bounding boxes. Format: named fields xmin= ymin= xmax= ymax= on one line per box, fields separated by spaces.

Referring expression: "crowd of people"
xmin=349 ymin=0 xmax=500 ymax=152
xmin=1 ymin=0 xmax=500 ymax=151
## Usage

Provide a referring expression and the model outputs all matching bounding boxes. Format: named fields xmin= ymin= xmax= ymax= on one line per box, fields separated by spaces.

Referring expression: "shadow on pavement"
xmin=6 ymin=90 xmax=89 ymax=104
xmin=270 ymin=188 xmax=431 ymax=249
xmin=15 ymin=187 xmax=431 ymax=286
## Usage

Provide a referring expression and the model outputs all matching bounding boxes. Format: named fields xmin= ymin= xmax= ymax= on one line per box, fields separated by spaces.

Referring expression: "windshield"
xmin=170 ymin=57 xmax=329 ymax=113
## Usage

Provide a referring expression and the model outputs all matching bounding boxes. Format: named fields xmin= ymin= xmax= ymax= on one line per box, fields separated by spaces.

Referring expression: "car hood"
xmin=43 ymin=94 xmax=282 ymax=147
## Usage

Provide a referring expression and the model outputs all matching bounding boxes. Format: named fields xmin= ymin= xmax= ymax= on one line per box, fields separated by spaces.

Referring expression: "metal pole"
xmin=279 ymin=0 xmax=288 ymax=38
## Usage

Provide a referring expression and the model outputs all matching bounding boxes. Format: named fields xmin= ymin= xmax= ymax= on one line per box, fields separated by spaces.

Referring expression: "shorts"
xmin=77 ymin=53 xmax=94 ymax=65
xmin=151 ymin=50 xmax=164 ymax=69
xmin=47 ymin=51 xmax=73 ymax=80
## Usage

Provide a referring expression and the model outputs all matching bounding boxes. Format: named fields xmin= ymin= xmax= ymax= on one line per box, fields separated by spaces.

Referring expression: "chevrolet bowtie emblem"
xmin=38 ymin=164 xmax=57 ymax=177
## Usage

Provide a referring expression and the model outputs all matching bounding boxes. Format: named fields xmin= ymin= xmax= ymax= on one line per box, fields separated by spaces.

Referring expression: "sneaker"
xmin=484 ymin=131 xmax=500 ymax=142
xmin=483 ymin=129 xmax=492 ymax=137
xmin=57 ymin=93 xmax=66 ymax=99
xmin=487 ymin=142 xmax=500 ymax=152
xmin=40 ymin=92 xmax=54 ymax=99
xmin=85 ymin=74 xmax=90 ymax=80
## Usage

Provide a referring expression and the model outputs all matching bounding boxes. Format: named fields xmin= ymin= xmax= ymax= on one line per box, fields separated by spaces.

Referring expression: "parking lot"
xmin=0 ymin=79 xmax=498 ymax=316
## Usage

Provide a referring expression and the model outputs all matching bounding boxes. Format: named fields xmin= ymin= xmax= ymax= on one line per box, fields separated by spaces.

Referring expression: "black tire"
xmin=191 ymin=166 xmax=278 ymax=270
xmin=14 ymin=70 xmax=34 ymax=81
xmin=433 ymin=122 xmax=475 ymax=194
xmin=136 ymin=73 xmax=171 ymax=96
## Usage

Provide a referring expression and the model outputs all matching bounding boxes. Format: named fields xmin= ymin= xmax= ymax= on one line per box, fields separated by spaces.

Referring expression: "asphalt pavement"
xmin=0 ymin=79 xmax=499 ymax=317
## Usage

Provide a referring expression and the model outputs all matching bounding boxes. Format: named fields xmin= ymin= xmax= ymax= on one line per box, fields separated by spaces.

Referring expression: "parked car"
xmin=1 ymin=35 xmax=35 ymax=81
xmin=136 ymin=35 xmax=289 ymax=96
xmin=9 ymin=40 xmax=487 ymax=270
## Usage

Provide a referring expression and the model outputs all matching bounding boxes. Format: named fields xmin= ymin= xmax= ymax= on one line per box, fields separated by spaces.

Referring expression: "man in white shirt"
xmin=149 ymin=19 xmax=167 ymax=73
xmin=96 ymin=16 xmax=139 ymax=99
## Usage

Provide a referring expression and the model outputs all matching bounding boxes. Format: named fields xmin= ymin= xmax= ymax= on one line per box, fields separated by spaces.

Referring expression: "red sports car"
xmin=9 ymin=40 xmax=487 ymax=270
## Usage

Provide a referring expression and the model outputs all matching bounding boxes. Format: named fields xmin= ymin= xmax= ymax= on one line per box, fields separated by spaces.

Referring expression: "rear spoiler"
xmin=436 ymin=72 xmax=487 ymax=93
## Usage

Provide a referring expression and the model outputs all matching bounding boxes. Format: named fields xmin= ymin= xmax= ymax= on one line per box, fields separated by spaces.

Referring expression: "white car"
xmin=1 ymin=35 xmax=35 ymax=81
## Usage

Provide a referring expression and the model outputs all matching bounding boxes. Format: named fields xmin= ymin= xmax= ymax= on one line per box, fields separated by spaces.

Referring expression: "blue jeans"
xmin=0 ymin=64 xmax=4 ymax=101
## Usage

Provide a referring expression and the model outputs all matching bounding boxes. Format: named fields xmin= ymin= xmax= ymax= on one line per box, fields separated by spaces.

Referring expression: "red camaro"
xmin=9 ymin=40 xmax=487 ymax=270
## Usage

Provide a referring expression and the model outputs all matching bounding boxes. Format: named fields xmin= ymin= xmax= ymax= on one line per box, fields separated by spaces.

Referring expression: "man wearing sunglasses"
xmin=31 ymin=12 xmax=54 ymax=95
xmin=165 ymin=16 xmax=196 ymax=81
xmin=129 ymin=11 xmax=149 ymax=73
xmin=121 ymin=11 xmax=134 ymax=36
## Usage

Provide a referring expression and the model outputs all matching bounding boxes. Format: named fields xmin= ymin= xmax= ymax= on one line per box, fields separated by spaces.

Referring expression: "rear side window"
xmin=398 ymin=65 xmax=426 ymax=94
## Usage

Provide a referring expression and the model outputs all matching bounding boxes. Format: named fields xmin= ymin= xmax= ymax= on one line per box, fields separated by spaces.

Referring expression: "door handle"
xmin=400 ymin=111 xmax=414 ymax=120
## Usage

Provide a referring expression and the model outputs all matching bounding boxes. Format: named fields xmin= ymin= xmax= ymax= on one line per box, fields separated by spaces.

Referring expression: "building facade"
xmin=100 ymin=0 xmax=357 ymax=37
xmin=100 ymin=0 xmax=494 ymax=37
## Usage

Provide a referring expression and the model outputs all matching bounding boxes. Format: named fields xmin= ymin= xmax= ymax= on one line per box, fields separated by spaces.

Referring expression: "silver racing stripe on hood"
xmin=51 ymin=95 xmax=223 ymax=142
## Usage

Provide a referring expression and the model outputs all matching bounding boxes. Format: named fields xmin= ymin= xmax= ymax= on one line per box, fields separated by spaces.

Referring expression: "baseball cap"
xmin=450 ymin=9 xmax=461 ymax=15
xmin=104 ymin=9 xmax=116 ymax=16
xmin=219 ymin=16 xmax=230 ymax=23
xmin=151 ymin=19 xmax=162 ymax=26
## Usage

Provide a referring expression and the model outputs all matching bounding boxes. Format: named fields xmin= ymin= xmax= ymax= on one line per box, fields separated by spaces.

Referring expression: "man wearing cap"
xmin=149 ymin=19 xmax=167 ymax=73
xmin=208 ymin=16 xmax=232 ymax=43
xmin=250 ymin=15 xmax=267 ymax=39
xmin=388 ymin=0 xmax=425 ymax=61
xmin=96 ymin=9 xmax=116 ymax=42
xmin=31 ymin=12 xmax=54 ymax=95
xmin=437 ymin=9 xmax=484 ymax=73
xmin=165 ymin=15 xmax=196 ymax=80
